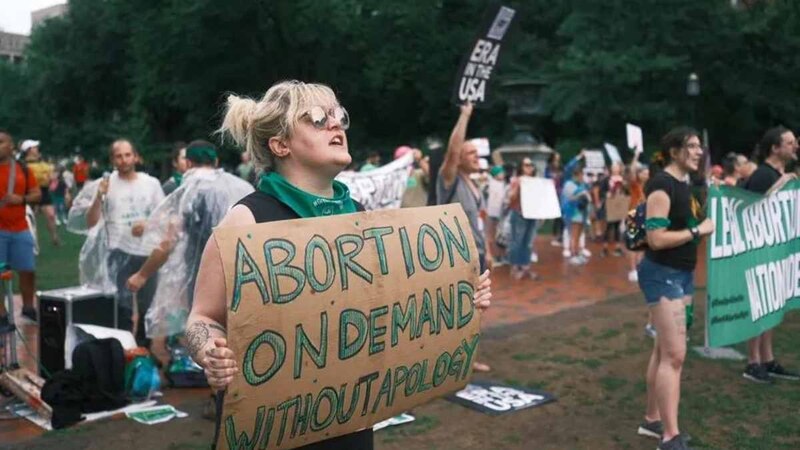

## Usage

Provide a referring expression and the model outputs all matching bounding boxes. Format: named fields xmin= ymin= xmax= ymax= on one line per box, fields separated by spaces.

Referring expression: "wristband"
xmin=690 ymin=226 xmax=700 ymax=241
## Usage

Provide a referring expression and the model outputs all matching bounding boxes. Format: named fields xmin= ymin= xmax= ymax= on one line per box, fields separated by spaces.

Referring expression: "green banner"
xmin=706 ymin=180 xmax=800 ymax=347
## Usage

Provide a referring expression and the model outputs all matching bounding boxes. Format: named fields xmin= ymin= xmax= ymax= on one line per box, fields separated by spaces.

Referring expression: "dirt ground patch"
xmin=6 ymin=290 xmax=800 ymax=450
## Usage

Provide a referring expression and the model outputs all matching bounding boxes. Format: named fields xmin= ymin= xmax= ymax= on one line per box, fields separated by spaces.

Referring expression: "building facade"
xmin=0 ymin=32 xmax=29 ymax=64
xmin=31 ymin=3 xmax=69 ymax=29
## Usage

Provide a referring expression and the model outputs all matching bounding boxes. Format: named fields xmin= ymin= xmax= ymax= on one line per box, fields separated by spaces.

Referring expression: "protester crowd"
xmin=1 ymin=80 xmax=799 ymax=450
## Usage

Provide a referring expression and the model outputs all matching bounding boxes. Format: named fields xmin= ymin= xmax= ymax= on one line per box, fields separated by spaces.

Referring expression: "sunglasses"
xmin=301 ymin=105 xmax=350 ymax=131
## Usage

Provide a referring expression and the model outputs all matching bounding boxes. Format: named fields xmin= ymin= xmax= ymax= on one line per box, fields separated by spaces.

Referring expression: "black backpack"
xmin=42 ymin=338 xmax=128 ymax=429
xmin=71 ymin=338 xmax=127 ymax=411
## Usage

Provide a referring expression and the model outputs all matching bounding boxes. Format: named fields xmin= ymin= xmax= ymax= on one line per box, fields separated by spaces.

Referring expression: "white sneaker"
xmin=581 ymin=248 xmax=592 ymax=258
xmin=550 ymin=240 xmax=562 ymax=247
xmin=628 ymin=270 xmax=638 ymax=282
xmin=562 ymin=249 xmax=572 ymax=258
xmin=530 ymin=253 xmax=539 ymax=263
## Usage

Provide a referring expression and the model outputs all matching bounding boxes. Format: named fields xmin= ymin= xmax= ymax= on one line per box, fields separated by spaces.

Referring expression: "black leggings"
xmin=552 ymin=218 xmax=564 ymax=239
xmin=605 ymin=221 xmax=621 ymax=244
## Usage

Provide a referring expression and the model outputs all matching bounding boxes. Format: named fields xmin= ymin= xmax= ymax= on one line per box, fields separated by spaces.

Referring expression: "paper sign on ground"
xmin=336 ymin=152 xmax=414 ymax=210
xmin=214 ymin=204 xmax=482 ymax=450
xmin=373 ymin=413 xmax=415 ymax=431
xmin=583 ymin=150 xmax=606 ymax=169
xmin=452 ymin=5 xmax=516 ymax=105
xmin=447 ymin=382 xmax=556 ymax=415
xmin=520 ymin=177 xmax=561 ymax=220
xmin=604 ymin=143 xmax=622 ymax=164
xmin=626 ymin=124 xmax=644 ymax=154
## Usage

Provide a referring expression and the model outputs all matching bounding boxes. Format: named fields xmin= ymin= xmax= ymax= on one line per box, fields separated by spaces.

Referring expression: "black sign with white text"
xmin=451 ymin=4 xmax=516 ymax=105
xmin=447 ymin=382 xmax=556 ymax=415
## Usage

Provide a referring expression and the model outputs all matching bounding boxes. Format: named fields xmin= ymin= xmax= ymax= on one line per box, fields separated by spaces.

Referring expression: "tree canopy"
xmin=1 ymin=0 xmax=798 ymax=167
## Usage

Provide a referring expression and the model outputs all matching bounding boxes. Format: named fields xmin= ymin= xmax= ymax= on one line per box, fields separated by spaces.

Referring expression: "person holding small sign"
xmin=506 ymin=158 xmax=539 ymax=281
xmin=186 ymin=81 xmax=493 ymax=449
xmin=436 ymin=101 xmax=494 ymax=373
xmin=636 ymin=127 xmax=714 ymax=450
xmin=436 ymin=102 xmax=488 ymax=272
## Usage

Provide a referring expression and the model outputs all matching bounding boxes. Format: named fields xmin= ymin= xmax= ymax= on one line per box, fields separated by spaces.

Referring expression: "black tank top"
xmin=214 ymin=191 xmax=373 ymax=450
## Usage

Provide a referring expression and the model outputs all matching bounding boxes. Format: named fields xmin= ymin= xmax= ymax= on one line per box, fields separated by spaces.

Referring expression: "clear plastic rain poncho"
xmin=141 ymin=168 xmax=253 ymax=338
xmin=67 ymin=177 xmax=117 ymax=293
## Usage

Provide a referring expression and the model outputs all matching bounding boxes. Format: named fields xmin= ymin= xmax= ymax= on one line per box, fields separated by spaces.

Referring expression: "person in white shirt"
xmin=85 ymin=139 xmax=164 ymax=347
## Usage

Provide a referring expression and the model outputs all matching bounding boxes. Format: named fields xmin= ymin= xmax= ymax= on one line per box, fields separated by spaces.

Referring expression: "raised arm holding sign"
xmin=186 ymin=81 xmax=492 ymax=450
xmin=452 ymin=5 xmax=516 ymax=105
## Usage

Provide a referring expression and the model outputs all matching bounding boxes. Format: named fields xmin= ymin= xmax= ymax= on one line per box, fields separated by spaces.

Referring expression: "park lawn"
xmin=377 ymin=292 xmax=800 ymax=450
xmin=11 ymin=215 xmax=84 ymax=293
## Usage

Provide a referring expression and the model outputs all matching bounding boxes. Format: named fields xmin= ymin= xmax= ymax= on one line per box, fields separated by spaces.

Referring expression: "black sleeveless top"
xmin=216 ymin=190 xmax=373 ymax=450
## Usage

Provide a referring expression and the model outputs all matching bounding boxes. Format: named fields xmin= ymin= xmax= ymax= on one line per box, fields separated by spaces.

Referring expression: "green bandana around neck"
xmin=172 ymin=172 xmax=183 ymax=187
xmin=257 ymin=171 xmax=357 ymax=218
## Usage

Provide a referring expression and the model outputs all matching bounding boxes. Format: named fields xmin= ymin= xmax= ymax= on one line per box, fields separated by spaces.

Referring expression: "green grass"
xmin=12 ymin=215 xmax=84 ymax=292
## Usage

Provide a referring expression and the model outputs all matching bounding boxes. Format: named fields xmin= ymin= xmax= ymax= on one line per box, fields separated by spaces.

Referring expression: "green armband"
xmin=685 ymin=303 xmax=694 ymax=329
xmin=645 ymin=217 xmax=671 ymax=230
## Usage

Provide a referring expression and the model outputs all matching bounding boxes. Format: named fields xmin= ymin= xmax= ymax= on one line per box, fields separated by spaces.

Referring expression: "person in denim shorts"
xmin=0 ymin=130 xmax=42 ymax=329
xmin=635 ymin=127 xmax=714 ymax=450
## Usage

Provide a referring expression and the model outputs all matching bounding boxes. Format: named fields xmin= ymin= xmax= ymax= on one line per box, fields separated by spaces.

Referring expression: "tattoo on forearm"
xmin=186 ymin=322 xmax=210 ymax=358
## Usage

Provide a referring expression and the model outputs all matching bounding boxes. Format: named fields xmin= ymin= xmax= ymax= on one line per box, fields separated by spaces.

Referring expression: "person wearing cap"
xmin=84 ymin=138 xmax=165 ymax=347
xmin=395 ymin=145 xmax=429 ymax=208
xmin=0 ymin=130 xmax=41 ymax=328
xmin=21 ymin=139 xmax=60 ymax=246
xmin=125 ymin=140 xmax=253 ymax=340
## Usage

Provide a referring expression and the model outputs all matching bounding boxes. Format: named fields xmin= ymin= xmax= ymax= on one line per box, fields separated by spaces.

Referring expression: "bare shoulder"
xmin=218 ymin=204 xmax=256 ymax=228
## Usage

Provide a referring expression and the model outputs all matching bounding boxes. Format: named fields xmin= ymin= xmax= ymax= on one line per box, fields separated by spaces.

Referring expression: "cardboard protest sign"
xmin=452 ymin=5 xmax=516 ymax=105
xmin=583 ymin=150 xmax=606 ymax=169
xmin=447 ymin=382 xmax=556 ymax=415
xmin=626 ymin=124 xmax=644 ymax=154
xmin=706 ymin=182 xmax=800 ymax=347
xmin=605 ymin=195 xmax=631 ymax=222
xmin=604 ymin=143 xmax=622 ymax=164
xmin=520 ymin=177 xmax=561 ymax=220
xmin=214 ymin=204 xmax=482 ymax=449
xmin=336 ymin=152 xmax=414 ymax=210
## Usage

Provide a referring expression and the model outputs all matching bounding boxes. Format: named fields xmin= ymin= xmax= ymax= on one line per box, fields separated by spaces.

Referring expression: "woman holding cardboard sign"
xmin=186 ymin=81 xmax=493 ymax=449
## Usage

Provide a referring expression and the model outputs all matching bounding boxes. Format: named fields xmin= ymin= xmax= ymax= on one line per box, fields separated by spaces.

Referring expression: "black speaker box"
xmin=38 ymin=286 xmax=116 ymax=378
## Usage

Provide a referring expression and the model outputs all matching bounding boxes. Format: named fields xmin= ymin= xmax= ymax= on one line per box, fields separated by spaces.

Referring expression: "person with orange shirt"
xmin=72 ymin=154 xmax=89 ymax=189
xmin=0 ymin=130 xmax=41 ymax=329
